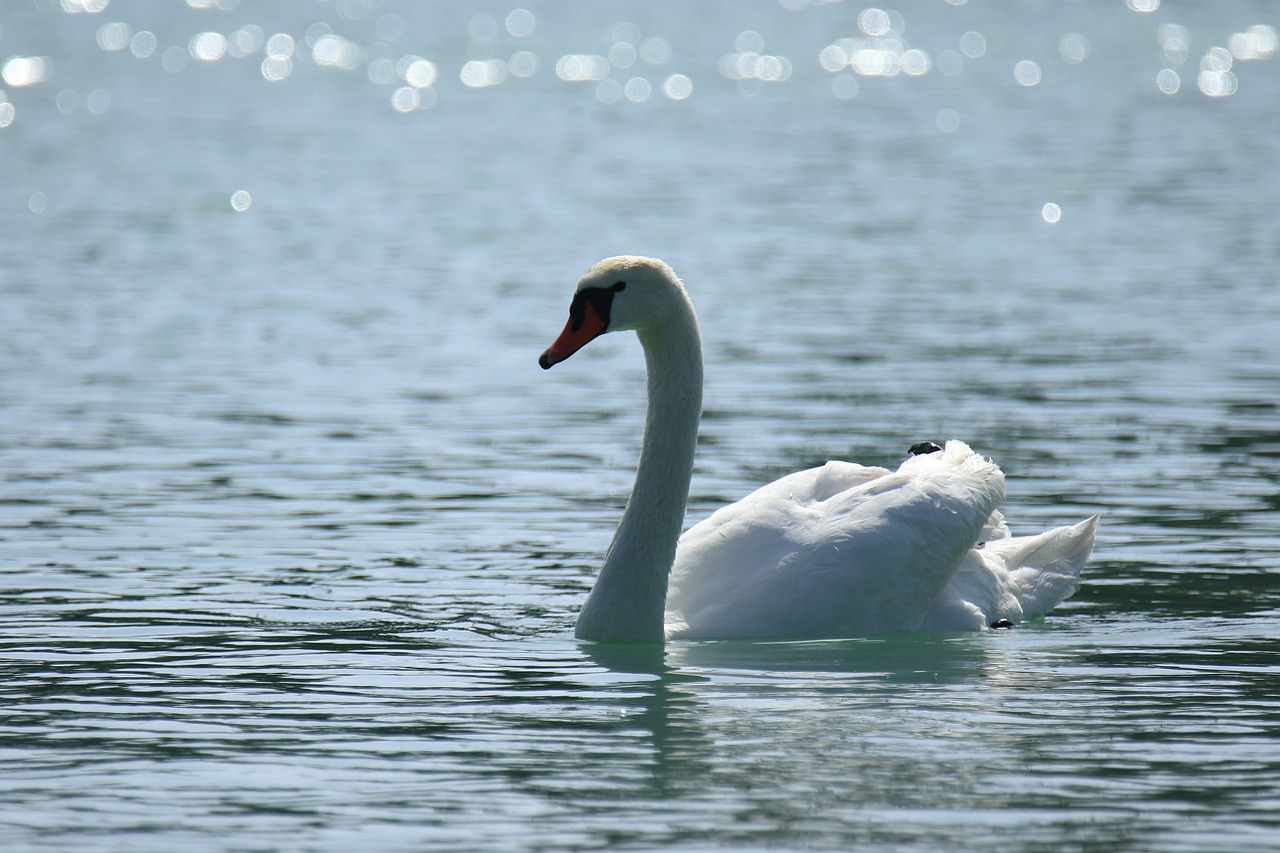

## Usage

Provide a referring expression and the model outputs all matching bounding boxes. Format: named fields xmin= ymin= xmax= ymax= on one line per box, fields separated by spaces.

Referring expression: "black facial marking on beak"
xmin=569 ymin=281 xmax=626 ymax=333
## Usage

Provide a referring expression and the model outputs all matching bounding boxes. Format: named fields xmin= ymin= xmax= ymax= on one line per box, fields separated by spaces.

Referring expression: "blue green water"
xmin=2 ymin=2 xmax=1278 ymax=850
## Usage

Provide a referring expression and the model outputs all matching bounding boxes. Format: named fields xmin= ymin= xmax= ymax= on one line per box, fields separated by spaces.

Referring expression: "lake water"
xmin=2 ymin=1 xmax=1279 ymax=851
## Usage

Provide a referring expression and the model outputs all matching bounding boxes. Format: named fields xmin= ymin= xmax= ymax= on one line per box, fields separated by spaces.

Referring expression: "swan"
xmin=539 ymin=256 xmax=1098 ymax=644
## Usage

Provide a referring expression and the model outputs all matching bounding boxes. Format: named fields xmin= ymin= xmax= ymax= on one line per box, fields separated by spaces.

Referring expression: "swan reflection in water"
xmin=573 ymin=634 xmax=1008 ymax=806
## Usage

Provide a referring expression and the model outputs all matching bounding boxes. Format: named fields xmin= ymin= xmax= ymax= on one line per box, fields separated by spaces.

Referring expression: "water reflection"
xmin=668 ymin=634 xmax=992 ymax=685
xmin=573 ymin=636 xmax=1002 ymax=808
xmin=567 ymin=628 xmax=1246 ymax=850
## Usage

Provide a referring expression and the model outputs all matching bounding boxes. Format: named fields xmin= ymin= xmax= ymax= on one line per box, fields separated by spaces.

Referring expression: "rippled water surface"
xmin=2 ymin=2 xmax=1279 ymax=851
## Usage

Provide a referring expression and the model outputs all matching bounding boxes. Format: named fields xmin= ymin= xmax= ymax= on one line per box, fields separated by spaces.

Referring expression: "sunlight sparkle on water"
xmin=640 ymin=38 xmax=672 ymax=65
xmin=265 ymin=33 xmax=295 ymax=59
xmin=1228 ymin=25 xmax=1278 ymax=61
xmin=86 ymin=89 xmax=109 ymax=114
xmin=401 ymin=58 xmax=438 ymax=89
xmin=262 ymin=34 xmax=295 ymax=81
xmin=312 ymin=33 xmax=362 ymax=71
xmin=819 ymin=35 xmax=925 ymax=79
xmin=1183 ymin=24 xmax=1279 ymax=99
xmin=552 ymin=23 xmax=679 ymax=101
xmin=1198 ymin=47 xmax=1237 ymax=97
xmin=959 ymin=31 xmax=987 ymax=59
xmin=55 ymin=88 xmax=78 ymax=114
xmin=189 ymin=32 xmax=227 ymax=63
xmin=130 ymin=31 xmax=157 ymax=59
xmin=61 ymin=0 xmax=109 ymax=12
xmin=1059 ymin=34 xmax=1091 ymax=65
xmin=505 ymin=9 xmax=535 ymax=39
xmin=662 ymin=74 xmax=693 ymax=100
xmin=508 ymin=50 xmax=539 ymax=78
xmin=390 ymin=86 xmax=418 ymax=112
xmin=623 ymin=77 xmax=651 ymax=102
xmin=818 ymin=10 xmax=949 ymax=91
xmin=96 ymin=22 xmax=131 ymax=52
xmin=608 ymin=41 xmax=637 ymax=70
xmin=2 ymin=56 xmax=52 ymax=87
xmin=1158 ymin=23 xmax=1190 ymax=67
xmin=556 ymin=55 xmax=611 ymax=82
xmin=858 ymin=8 xmax=904 ymax=38
xmin=7 ymin=2 xmax=1273 ymax=127
xmin=48 ymin=0 xmax=1256 ymax=120
xmin=261 ymin=56 xmax=292 ymax=82
xmin=720 ymin=31 xmax=793 ymax=84
xmin=1014 ymin=60 xmax=1042 ymax=87
xmin=228 ymin=26 xmax=264 ymax=59
xmin=367 ymin=58 xmax=394 ymax=86
xmin=391 ymin=85 xmax=436 ymax=112
xmin=460 ymin=59 xmax=508 ymax=89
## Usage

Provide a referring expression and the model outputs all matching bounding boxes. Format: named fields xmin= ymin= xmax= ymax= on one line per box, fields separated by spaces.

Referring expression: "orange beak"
xmin=539 ymin=299 xmax=608 ymax=369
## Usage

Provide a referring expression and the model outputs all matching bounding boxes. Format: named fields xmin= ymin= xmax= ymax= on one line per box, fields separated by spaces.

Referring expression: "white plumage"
xmin=540 ymin=256 xmax=1097 ymax=644
xmin=668 ymin=443 xmax=1097 ymax=639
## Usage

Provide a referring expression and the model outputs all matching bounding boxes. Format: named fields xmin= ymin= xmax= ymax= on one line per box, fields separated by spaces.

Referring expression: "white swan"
xmin=540 ymin=256 xmax=1098 ymax=644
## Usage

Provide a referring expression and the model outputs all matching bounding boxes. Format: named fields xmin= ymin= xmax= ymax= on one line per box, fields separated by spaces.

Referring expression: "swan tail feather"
xmin=992 ymin=514 xmax=1099 ymax=617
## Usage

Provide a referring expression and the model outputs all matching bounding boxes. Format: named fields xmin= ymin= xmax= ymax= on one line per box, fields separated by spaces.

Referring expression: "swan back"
xmin=667 ymin=441 xmax=1006 ymax=639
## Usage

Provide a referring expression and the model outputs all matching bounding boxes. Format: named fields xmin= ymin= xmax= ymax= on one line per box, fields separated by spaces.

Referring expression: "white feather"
xmin=542 ymin=257 xmax=1099 ymax=643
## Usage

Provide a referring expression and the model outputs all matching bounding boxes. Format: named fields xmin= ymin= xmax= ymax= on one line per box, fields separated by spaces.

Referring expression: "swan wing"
xmin=921 ymin=514 xmax=1099 ymax=630
xmin=666 ymin=441 xmax=1005 ymax=639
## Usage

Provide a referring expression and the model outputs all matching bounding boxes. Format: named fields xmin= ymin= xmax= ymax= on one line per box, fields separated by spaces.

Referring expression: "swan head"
xmin=539 ymin=256 xmax=692 ymax=369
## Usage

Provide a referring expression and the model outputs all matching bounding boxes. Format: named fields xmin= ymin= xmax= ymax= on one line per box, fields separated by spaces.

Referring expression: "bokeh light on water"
xmin=1 ymin=54 xmax=52 ymax=87
xmin=1 ymin=0 xmax=1273 ymax=133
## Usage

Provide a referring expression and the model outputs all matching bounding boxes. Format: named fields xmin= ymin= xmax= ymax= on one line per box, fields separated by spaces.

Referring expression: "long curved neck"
xmin=575 ymin=304 xmax=703 ymax=643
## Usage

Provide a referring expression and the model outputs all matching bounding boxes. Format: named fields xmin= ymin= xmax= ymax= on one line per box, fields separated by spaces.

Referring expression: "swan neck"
xmin=575 ymin=305 xmax=702 ymax=644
